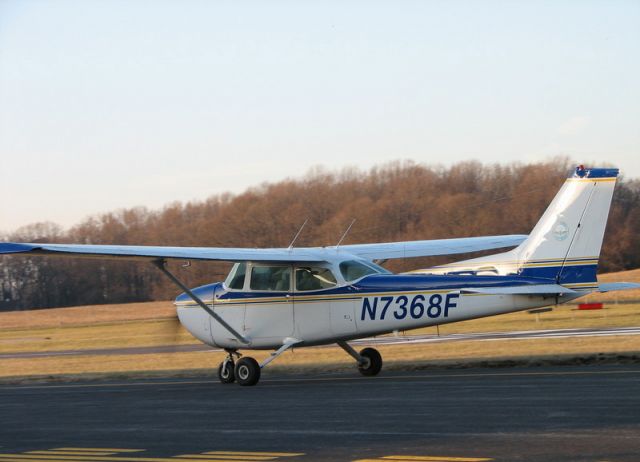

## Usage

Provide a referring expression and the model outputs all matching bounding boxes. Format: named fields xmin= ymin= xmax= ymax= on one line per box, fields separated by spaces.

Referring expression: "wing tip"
xmin=0 ymin=243 xmax=38 ymax=255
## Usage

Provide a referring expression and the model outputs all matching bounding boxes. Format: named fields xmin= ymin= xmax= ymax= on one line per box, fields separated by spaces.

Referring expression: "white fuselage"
xmin=176 ymin=289 xmax=580 ymax=350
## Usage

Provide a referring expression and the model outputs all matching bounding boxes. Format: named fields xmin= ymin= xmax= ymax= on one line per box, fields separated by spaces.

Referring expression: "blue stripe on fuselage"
xmin=352 ymin=273 xmax=552 ymax=293
xmin=520 ymin=264 xmax=597 ymax=284
xmin=175 ymin=273 xmax=566 ymax=304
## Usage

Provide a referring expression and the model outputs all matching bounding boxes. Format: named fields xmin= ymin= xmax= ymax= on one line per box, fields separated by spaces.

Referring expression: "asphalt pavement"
xmin=1 ymin=365 xmax=640 ymax=461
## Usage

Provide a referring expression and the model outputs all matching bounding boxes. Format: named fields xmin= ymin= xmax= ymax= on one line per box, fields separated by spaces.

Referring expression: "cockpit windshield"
xmin=225 ymin=262 xmax=247 ymax=290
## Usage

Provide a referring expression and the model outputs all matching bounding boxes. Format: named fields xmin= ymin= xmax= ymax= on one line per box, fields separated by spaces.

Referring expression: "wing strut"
xmin=152 ymin=259 xmax=250 ymax=345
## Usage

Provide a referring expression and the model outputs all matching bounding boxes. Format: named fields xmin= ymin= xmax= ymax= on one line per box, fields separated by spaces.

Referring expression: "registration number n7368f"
xmin=360 ymin=293 xmax=460 ymax=321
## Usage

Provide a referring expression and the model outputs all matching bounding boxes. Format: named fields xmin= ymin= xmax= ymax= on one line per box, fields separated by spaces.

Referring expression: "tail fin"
xmin=430 ymin=166 xmax=619 ymax=289
xmin=516 ymin=166 xmax=618 ymax=287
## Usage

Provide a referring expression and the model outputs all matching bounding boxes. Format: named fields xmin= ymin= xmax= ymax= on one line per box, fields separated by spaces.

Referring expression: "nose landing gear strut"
xmin=218 ymin=349 xmax=241 ymax=384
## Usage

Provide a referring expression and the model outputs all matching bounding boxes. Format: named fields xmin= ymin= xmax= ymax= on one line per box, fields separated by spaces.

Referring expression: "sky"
xmin=1 ymin=0 xmax=639 ymax=233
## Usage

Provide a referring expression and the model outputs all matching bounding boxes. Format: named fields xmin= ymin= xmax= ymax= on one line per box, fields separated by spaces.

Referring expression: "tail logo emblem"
xmin=553 ymin=221 xmax=570 ymax=241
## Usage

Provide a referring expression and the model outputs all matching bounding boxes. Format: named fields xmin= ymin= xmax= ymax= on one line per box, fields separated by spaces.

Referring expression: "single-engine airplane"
xmin=2 ymin=166 xmax=639 ymax=386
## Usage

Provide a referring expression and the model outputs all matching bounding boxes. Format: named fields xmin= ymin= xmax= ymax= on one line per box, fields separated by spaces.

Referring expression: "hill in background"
xmin=2 ymin=159 xmax=639 ymax=311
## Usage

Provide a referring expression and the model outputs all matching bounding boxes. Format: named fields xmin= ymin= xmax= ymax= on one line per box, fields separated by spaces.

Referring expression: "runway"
xmin=1 ymin=365 xmax=640 ymax=461
xmin=3 ymin=326 xmax=640 ymax=359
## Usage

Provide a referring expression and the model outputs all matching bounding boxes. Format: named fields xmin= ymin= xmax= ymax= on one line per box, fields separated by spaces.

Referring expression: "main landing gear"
xmin=357 ymin=347 xmax=383 ymax=376
xmin=217 ymin=340 xmax=383 ymax=386
xmin=338 ymin=341 xmax=383 ymax=377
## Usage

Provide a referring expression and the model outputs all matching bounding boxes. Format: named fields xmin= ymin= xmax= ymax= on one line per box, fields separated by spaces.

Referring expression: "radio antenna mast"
xmin=336 ymin=219 xmax=356 ymax=248
xmin=288 ymin=219 xmax=309 ymax=250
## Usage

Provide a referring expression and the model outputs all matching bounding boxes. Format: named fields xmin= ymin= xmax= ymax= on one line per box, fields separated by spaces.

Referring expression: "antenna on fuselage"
xmin=288 ymin=219 xmax=309 ymax=250
xmin=336 ymin=219 xmax=356 ymax=249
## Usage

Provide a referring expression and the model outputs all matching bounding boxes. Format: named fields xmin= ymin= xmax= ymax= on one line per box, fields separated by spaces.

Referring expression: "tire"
xmin=358 ymin=347 xmax=382 ymax=376
xmin=217 ymin=360 xmax=235 ymax=384
xmin=235 ymin=357 xmax=261 ymax=386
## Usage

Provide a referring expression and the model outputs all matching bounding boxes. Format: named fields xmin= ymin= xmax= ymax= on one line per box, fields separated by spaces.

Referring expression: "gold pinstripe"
xmin=176 ymin=289 xmax=472 ymax=308
xmin=565 ymin=177 xmax=617 ymax=182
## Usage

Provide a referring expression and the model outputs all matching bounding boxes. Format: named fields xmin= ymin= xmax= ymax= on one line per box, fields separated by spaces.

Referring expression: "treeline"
xmin=2 ymin=159 xmax=639 ymax=311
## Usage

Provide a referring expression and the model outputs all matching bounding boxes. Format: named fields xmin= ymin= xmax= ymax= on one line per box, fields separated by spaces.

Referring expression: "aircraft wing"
xmin=0 ymin=234 xmax=527 ymax=264
xmin=334 ymin=234 xmax=527 ymax=260
xmin=0 ymin=242 xmax=325 ymax=263
xmin=460 ymin=284 xmax=577 ymax=295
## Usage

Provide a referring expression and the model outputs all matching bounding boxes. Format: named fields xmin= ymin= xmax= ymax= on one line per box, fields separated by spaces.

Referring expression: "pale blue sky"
xmin=1 ymin=0 xmax=639 ymax=232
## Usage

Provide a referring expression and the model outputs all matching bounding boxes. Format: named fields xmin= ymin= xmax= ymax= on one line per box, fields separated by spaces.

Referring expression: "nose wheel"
xmin=234 ymin=357 xmax=261 ymax=386
xmin=217 ymin=351 xmax=261 ymax=386
xmin=217 ymin=349 xmax=241 ymax=384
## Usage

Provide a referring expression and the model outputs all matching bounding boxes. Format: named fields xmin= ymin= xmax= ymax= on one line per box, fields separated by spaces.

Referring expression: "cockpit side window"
xmin=250 ymin=266 xmax=291 ymax=291
xmin=226 ymin=262 xmax=247 ymax=290
xmin=339 ymin=260 xmax=384 ymax=282
xmin=295 ymin=267 xmax=337 ymax=291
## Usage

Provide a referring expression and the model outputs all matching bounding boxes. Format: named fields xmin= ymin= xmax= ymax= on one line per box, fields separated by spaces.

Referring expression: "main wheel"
xmin=358 ymin=347 xmax=382 ymax=376
xmin=235 ymin=357 xmax=261 ymax=386
xmin=217 ymin=359 xmax=235 ymax=384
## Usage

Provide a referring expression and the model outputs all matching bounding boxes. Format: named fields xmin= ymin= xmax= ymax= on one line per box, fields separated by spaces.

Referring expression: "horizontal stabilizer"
xmin=461 ymin=284 xmax=577 ymax=295
xmin=597 ymin=282 xmax=640 ymax=293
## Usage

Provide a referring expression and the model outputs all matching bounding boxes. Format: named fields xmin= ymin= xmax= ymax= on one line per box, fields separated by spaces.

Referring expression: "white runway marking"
xmin=353 ymin=326 xmax=640 ymax=346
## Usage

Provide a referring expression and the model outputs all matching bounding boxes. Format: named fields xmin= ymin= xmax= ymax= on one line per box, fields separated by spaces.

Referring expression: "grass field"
xmin=1 ymin=269 xmax=639 ymax=380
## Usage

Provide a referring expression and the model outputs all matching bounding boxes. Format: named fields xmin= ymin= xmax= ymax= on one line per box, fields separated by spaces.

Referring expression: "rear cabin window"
xmin=339 ymin=260 xmax=380 ymax=282
xmin=226 ymin=263 xmax=247 ymax=290
xmin=295 ymin=267 xmax=337 ymax=291
xmin=250 ymin=266 xmax=291 ymax=291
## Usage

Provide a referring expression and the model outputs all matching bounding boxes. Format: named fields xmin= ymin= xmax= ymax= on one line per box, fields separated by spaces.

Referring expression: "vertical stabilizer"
xmin=425 ymin=166 xmax=619 ymax=289
xmin=515 ymin=166 xmax=618 ymax=287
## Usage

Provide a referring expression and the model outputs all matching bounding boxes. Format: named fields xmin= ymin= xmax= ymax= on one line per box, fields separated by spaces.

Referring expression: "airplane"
xmin=1 ymin=165 xmax=639 ymax=386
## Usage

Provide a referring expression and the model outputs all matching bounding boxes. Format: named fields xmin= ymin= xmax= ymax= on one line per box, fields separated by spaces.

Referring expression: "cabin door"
xmin=330 ymin=300 xmax=357 ymax=336
xmin=243 ymin=264 xmax=295 ymax=342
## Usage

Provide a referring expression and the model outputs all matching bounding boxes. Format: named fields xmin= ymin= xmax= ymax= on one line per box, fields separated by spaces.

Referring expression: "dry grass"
xmin=0 ymin=301 xmax=192 ymax=354
xmin=2 ymin=335 xmax=639 ymax=379
xmin=581 ymin=268 xmax=640 ymax=303
xmin=1 ymin=269 xmax=640 ymax=380
xmin=0 ymin=318 xmax=195 ymax=353
xmin=0 ymin=301 xmax=175 ymax=329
